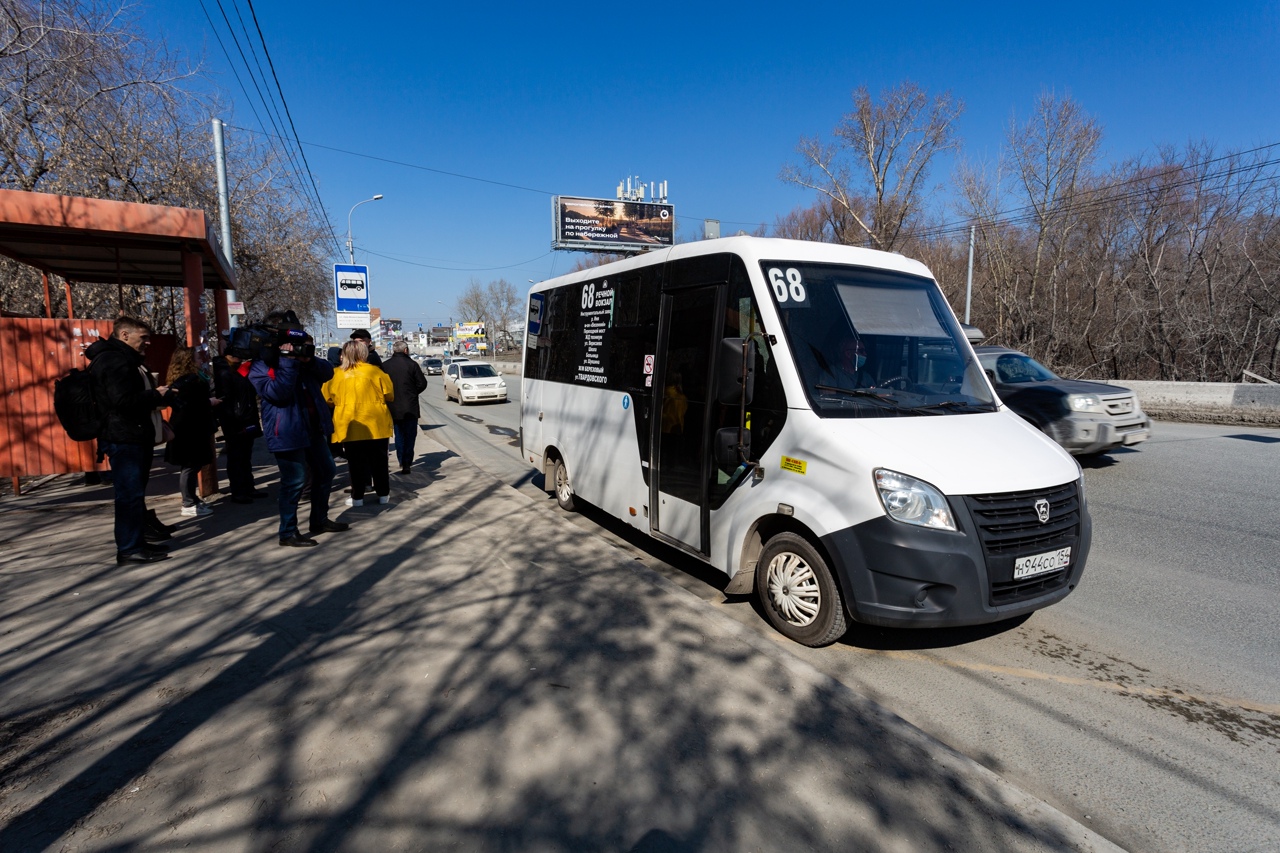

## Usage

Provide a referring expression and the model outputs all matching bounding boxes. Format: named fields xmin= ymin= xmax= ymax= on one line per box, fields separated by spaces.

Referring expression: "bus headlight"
xmin=874 ymin=469 xmax=957 ymax=531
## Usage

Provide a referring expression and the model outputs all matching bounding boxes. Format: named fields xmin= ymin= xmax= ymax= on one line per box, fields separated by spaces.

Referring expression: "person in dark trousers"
xmin=383 ymin=340 xmax=429 ymax=474
xmin=249 ymin=313 xmax=348 ymax=547
xmin=212 ymin=342 xmax=263 ymax=504
xmin=349 ymin=328 xmax=383 ymax=369
xmin=86 ymin=316 xmax=173 ymax=564
xmin=322 ymin=340 xmax=394 ymax=506
xmin=346 ymin=328 xmax=385 ymax=489
xmin=164 ymin=346 xmax=218 ymax=517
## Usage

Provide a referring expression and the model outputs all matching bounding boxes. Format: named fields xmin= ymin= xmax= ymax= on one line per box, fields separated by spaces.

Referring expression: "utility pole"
xmin=212 ymin=118 xmax=238 ymax=327
xmin=964 ymin=224 xmax=975 ymax=325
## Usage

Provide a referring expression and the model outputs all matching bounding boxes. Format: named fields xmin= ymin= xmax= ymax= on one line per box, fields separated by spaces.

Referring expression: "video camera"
xmin=225 ymin=310 xmax=314 ymax=360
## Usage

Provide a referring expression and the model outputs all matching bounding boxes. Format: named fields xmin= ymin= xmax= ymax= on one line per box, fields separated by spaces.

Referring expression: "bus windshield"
xmin=762 ymin=262 xmax=996 ymax=418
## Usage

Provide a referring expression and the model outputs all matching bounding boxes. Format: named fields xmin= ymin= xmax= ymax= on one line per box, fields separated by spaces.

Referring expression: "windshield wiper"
xmin=814 ymin=384 xmax=903 ymax=408
xmin=907 ymin=399 xmax=990 ymax=414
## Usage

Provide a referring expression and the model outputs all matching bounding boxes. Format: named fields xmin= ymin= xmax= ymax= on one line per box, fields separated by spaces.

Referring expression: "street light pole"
xmin=346 ymin=194 xmax=384 ymax=264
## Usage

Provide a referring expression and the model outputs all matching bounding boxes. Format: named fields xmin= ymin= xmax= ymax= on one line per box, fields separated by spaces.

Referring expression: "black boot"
xmin=146 ymin=508 xmax=177 ymax=536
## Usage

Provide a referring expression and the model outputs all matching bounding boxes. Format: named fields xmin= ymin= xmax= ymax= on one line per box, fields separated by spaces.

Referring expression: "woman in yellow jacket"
xmin=323 ymin=340 xmax=394 ymax=506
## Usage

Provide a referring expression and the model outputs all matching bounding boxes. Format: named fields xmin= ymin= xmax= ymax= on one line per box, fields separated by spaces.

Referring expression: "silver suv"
xmin=975 ymin=346 xmax=1151 ymax=456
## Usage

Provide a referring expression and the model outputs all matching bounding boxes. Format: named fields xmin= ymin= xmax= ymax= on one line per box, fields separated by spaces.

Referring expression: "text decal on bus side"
xmin=766 ymin=267 xmax=810 ymax=307
xmin=780 ymin=456 xmax=808 ymax=475
xmin=575 ymin=280 xmax=614 ymax=385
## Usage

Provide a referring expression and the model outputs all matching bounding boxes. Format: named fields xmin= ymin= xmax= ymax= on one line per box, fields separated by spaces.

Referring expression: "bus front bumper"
xmin=819 ymin=510 xmax=1091 ymax=629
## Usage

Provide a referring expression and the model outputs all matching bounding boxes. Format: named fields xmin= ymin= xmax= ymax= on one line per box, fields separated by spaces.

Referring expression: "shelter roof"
xmin=0 ymin=189 xmax=235 ymax=290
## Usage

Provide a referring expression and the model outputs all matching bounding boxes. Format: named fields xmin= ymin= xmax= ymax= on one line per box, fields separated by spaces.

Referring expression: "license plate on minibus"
xmin=1013 ymin=546 xmax=1071 ymax=579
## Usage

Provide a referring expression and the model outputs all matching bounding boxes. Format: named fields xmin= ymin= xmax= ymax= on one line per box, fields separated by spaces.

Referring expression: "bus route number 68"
xmin=768 ymin=267 xmax=809 ymax=306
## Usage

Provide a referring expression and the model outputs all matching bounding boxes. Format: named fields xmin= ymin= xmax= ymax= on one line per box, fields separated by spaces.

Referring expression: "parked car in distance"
xmin=444 ymin=361 xmax=506 ymax=405
xmin=422 ymin=357 xmax=443 ymax=375
xmin=975 ymin=346 xmax=1151 ymax=456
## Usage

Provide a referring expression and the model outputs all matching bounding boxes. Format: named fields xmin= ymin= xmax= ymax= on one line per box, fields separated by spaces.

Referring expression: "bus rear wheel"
xmin=552 ymin=456 xmax=575 ymax=511
xmin=755 ymin=532 xmax=847 ymax=647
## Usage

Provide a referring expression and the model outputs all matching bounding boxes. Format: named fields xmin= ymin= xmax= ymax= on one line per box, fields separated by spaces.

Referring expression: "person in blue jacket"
xmin=248 ymin=312 xmax=349 ymax=547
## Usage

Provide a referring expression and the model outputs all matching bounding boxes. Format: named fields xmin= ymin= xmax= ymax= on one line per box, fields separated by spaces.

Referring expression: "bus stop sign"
xmin=334 ymin=264 xmax=370 ymax=313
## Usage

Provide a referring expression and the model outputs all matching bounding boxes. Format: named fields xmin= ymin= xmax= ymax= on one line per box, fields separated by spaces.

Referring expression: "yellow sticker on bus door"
xmin=780 ymin=456 xmax=807 ymax=475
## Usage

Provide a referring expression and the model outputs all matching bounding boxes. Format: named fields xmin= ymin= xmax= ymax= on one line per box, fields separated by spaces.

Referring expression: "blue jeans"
xmin=273 ymin=432 xmax=336 ymax=539
xmin=101 ymin=441 xmax=152 ymax=555
xmin=392 ymin=417 xmax=418 ymax=469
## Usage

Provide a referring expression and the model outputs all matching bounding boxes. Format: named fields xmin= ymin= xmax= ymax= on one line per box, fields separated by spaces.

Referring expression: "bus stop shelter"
xmin=0 ymin=188 xmax=236 ymax=492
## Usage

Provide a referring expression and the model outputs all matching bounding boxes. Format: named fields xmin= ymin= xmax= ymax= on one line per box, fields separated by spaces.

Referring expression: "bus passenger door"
xmin=652 ymin=285 xmax=719 ymax=554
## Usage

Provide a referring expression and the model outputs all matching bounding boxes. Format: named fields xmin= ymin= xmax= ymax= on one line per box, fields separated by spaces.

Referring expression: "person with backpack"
xmin=164 ymin=346 xmax=219 ymax=517
xmin=85 ymin=316 xmax=173 ymax=564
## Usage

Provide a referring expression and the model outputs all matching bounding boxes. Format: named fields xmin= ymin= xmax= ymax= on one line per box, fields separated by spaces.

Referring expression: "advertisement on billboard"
xmin=552 ymin=196 xmax=674 ymax=252
xmin=455 ymin=321 xmax=486 ymax=353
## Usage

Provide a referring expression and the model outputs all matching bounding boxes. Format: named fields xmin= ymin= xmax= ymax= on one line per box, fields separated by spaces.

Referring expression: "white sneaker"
xmin=180 ymin=503 xmax=212 ymax=517
xmin=345 ymin=497 xmax=364 ymax=507
xmin=376 ymin=495 xmax=390 ymax=505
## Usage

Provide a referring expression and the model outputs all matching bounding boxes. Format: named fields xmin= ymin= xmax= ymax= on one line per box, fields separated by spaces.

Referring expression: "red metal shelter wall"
xmin=0 ymin=317 xmax=115 ymax=478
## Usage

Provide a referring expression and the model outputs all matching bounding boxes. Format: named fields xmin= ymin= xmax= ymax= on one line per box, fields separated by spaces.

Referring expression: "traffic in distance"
xmin=519 ymin=237 xmax=1090 ymax=647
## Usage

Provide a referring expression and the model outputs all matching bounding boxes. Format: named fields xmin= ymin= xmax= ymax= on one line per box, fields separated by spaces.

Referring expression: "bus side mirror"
xmin=717 ymin=337 xmax=756 ymax=405
xmin=715 ymin=427 xmax=751 ymax=472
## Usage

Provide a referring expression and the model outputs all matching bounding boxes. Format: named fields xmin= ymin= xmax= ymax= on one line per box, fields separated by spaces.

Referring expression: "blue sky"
xmin=144 ymin=2 xmax=1279 ymax=328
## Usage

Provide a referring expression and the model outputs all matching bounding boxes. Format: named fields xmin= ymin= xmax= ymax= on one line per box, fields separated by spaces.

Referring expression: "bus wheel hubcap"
xmin=766 ymin=552 xmax=820 ymax=627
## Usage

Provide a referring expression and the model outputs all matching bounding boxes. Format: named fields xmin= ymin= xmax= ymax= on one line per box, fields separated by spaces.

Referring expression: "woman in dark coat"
xmin=165 ymin=346 xmax=218 ymax=517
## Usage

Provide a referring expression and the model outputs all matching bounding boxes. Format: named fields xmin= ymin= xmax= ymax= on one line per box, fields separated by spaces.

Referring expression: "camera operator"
xmin=248 ymin=311 xmax=349 ymax=547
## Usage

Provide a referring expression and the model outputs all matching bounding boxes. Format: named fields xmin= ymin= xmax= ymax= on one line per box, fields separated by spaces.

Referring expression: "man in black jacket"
xmin=383 ymin=340 xmax=429 ymax=474
xmin=86 ymin=316 xmax=172 ymax=564
xmin=349 ymin=329 xmax=383 ymax=369
xmin=212 ymin=342 xmax=263 ymax=504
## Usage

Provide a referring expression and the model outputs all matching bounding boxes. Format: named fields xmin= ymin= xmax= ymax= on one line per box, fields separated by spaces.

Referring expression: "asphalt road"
xmin=415 ymin=369 xmax=1280 ymax=853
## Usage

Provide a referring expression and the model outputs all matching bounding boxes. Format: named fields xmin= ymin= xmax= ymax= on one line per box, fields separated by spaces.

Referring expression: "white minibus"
xmin=520 ymin=237 xmax=1090 ymax=646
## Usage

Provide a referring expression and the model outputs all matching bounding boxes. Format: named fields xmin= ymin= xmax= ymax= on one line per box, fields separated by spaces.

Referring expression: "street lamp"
xmin=346 ymin=194 xmax=384 ymax=264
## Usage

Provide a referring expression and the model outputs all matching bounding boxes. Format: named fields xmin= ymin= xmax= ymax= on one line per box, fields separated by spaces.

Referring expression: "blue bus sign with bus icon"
xmin=334 ymin=264 xmax=370 ymax=312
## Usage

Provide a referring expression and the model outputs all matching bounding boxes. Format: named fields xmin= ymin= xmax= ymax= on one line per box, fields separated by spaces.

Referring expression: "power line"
xmin=220 ymin=118 xmax=1280 ymax=257
xmin=243 ymin=0 xmax=344 ymax=257
xmin=225 ymin=125 xmax=557 ymax=196
xmin=198 ymin=0 xmax=341 ymax=257
xmin=911 ymin=155 xmax=1280 ymax=244
xmin=360 ymin=246 xmax=554 ymax=272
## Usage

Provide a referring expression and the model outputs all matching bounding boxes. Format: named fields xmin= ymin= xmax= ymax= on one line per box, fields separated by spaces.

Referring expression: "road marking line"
xmin=863 ymin=648 xmax=1280 ymax=715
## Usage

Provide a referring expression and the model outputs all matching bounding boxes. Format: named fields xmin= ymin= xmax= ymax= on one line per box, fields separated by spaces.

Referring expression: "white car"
xmin=444 ymin=361 xmax=507 ymax=405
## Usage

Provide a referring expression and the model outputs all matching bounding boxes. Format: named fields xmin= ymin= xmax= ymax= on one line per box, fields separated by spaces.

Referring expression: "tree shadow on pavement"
xmin=0 ymin=451 xmax=1090 ymax=852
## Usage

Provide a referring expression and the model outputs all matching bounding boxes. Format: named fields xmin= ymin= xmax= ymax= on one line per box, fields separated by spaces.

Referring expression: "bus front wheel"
xmin=755 ymin=533 xmax=847 ymax=647
xmin=553 ymin=457 xmax=575 ymax=512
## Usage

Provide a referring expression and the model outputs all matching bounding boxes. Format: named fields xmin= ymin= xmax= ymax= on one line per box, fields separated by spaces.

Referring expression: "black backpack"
xmin=54 ymin=368 xmax=104 ymax=441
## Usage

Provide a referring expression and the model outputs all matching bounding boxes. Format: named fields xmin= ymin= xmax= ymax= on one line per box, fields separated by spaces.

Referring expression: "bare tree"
xmin=455 ymin=277 xmax=488 ymax=327
xmin=0 ymin=0 xmax=334 ymax=328
xmin=454 ymin=277 xmax=522 ymax=352
xmin=486 ymin=278 xmax=521 ymax=347
xmin=957 ymin=92 xmax=1103 ymax=362
xmin=781 ymin=80 xmax=963 ymax=252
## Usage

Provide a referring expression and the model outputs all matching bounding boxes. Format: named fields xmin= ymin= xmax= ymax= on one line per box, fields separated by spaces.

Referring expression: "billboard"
xmin=552 ymin=196 xmax=674 ymax=252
